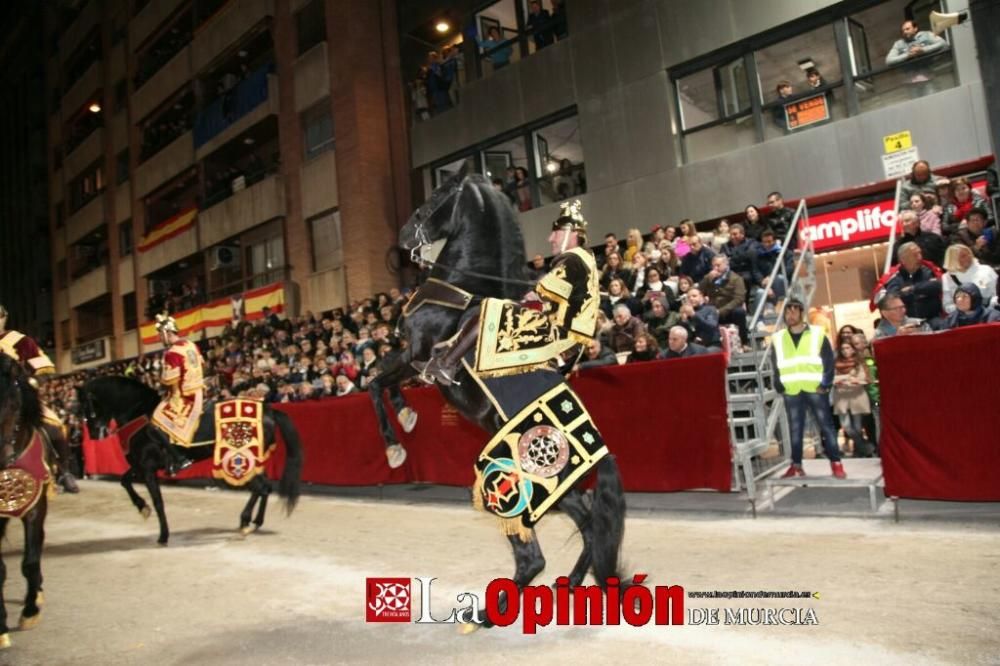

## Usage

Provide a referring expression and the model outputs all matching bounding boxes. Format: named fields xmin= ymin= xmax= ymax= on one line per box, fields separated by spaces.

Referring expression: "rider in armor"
xmin=0 ymin=303 xmax=80 ymax=492
xmin=148 ymin=314 xmax=205 ymax=476
xmin=420 ymin=199 xmax=599 ymax=384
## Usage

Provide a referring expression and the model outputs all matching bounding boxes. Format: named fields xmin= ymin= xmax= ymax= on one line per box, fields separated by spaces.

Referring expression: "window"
xmin=119 ymin=220 xmax=133 ymax=257
xmin=296 ymin=0 xmax=326 ymax=56
xmin=60 ymin=320 xmax=70 ymax=350
xmin=301 ymin=101 xmax=334 ymax=159
xmin=116 ymin=149 xmax=129 ymax=185
xmin=481 ymin=136 xmax=532 ymax=211
xmin=671 ymin=0 xmax=954 ymax=164
xmin=434 ymin=156 xmax=472 ymax=188
xmin=56 ymin=260 xmax=68 ymax=291
xmin=54 ymin=201 xmax=65 ymax=228
xmin=68 ymin=161 xmax=105 ymax=213
xmin=248 ymin=235 xmax=285 ymax=287
xmin=532 ymin=115 xmax=585 ymax=207
xmin=123 ymin=293 xmax=137 ymax=330
xmin=114 ymin=79 xmax=127 ymax=113
xmin=310 ymin=210 xmax=342 ymax=273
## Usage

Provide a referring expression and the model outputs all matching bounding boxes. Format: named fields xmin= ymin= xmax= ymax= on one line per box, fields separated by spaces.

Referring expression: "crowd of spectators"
xmin=141 ymin=114 xmax=193 ymax=162
xmin=145 ymin=280 xmax=207 ymax=320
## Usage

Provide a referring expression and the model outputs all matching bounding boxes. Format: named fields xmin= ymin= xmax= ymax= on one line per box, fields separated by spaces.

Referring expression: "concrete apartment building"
xmin=46 ymin=0 xmax=410 ymax=371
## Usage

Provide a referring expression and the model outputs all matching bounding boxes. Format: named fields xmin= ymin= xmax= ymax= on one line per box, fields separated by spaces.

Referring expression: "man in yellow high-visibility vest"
xmin=772 ymin=299 xmax=846 ymax=479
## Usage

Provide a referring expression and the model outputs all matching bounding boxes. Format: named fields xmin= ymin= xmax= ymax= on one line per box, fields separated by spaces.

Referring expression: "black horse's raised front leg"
xmin=121 ymin=467 xmax=151 ymax=518
xmin=367 ymin=349 xmax=419 ymax=468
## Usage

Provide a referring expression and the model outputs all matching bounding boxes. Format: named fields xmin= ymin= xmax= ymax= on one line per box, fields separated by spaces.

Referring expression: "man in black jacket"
xmin=883 ymin=242 xmax=943 ymax=322
xmin=765 ymin=191 xmax=797 ymax=250
xmin=578 ymin=337 xmax=618 ymax=369
xmin=679 ymin=287 xmax=721 ymax=348
xmin=892 ymin=210 xmax=946 ymax=268
xmin=722 ymin=223 xmax=761 ymax=296
xmin=661 ymin=326 xmax=709 ymax=359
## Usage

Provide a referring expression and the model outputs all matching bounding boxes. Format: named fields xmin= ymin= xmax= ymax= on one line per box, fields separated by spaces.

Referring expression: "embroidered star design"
xmin=582 ymin=432 xmax=595 ymax=445
xmin=560 ymin=400 xmax=574 ymax=414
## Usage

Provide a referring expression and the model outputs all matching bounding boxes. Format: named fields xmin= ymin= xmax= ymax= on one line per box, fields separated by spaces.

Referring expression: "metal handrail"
xmin=882 ymin=178 xmax=904 ymax=276
xmin=748 ymin=198 xmax=807 ymax=331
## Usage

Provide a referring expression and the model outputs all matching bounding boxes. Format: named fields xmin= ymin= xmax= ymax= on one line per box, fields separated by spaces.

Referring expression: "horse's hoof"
xmin=35 ymin=591 xmax=44 ymax=606
xmin=18 ymin=611 xmax=41 ymax=631
xmin=157 ymin=539 xmax=168 ymax=547
xmin=398 ymin=408 xmax=418 ymax=433
xmin=0 ymin=633 xmax=10 ymax=649
xmin=458 ymin=621 xmax=481 ymax=635
xmin=240 ymin=525 xmax=255 ymax=536
xmin=386 ymin=444 xmax=407 ymax=469
xmin=141 ymin=506 xmax=151 ymax=520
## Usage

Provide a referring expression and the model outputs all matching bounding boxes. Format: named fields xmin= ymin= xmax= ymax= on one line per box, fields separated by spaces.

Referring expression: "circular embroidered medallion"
xmin=0 ymin=468 xmax=39 ymax=516
xmin=517 ymin=425 xmax=570 ymax=478
xmin=221 ymin=448 xmax=257 ymax=481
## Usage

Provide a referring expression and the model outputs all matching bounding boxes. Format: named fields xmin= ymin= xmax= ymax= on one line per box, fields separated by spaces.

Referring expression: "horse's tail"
xmin=270 ymin=408 xmax=303 ymax=514
xmin=590 ymin=455 xmax=626 ymax=587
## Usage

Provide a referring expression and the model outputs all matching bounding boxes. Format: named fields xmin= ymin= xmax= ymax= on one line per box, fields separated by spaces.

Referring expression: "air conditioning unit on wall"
xmin=210 ymin=245 xmax=240 ymax=271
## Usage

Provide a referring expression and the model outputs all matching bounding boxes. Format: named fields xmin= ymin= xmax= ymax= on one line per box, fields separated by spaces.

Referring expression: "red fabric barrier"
xmin=875 ymin=324 xmax=1000 ymax=501
xmin=83 ymin=354 xmax=732 ymax=492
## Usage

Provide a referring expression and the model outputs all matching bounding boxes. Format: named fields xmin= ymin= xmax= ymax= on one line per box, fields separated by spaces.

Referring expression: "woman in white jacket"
xmin=942 ymin=244 xmax=998 ymax=314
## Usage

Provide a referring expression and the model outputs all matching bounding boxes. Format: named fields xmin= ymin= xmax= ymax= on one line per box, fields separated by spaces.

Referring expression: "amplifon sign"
xmin=800 ymin=177 xmax=988 ymax=252
xmin=800 ymin=197 xmax=897 ymax=252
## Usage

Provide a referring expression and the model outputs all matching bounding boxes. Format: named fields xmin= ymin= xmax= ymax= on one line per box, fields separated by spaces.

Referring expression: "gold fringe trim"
xmin=471 ymin=466 xmax=485 ymax=512
xmin=499 ymin=517 xmax=534 ymax=542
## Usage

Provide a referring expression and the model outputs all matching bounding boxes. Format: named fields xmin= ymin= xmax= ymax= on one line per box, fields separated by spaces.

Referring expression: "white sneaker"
xmin=386 ymin=444 xmax=407 ymax=469
xmin=398 ymin=407 xmax=418 ymax=433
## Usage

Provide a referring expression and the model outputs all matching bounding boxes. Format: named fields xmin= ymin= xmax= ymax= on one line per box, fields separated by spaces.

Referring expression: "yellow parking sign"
xmin=883 ymin=131 xmax=912 ymax=154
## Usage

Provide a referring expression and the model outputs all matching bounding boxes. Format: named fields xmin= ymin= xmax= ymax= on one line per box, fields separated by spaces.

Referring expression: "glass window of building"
xmin=310 ymin=210 xmax=342 ymax=273
xmin=123 ymin=293 xmax=137 ymax=330
xmin=116 ymin=149 xmax=129 ymax=185
xmin=296 ymin=0 xmax=326 ymax=56
xmin=249 ymin=235 xmax=285 ymax=287
xmin=475 ymin=0 xmax=521 ymax=76
xmin=301 ymin=101 xmax=334 ymax=160
xmin=755 ymin=24 xmax=843 ymax=141
xmin=481 ymin=136 xmax=533 ymax=211
xmin=848 ymin=0 xmax=953 ymax=112
xmin=119 ymin=220 xmax=133 ymax=257
xmin=532 ymin=115 xmax=585 ymax=207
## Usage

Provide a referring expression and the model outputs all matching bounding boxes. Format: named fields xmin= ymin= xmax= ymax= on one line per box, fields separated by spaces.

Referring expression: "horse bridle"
xmin=403 ymin=178 xmax=536 ymax=289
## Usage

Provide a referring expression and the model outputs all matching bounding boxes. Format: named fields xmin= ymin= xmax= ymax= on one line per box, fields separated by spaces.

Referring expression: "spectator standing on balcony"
xmin=426 ymin=51 xmax=454 ymax=114
xmin=679 ymin=287 xmax=720 ymax=349
xmin=679 ymin=234 xmax=715 ymax=283
xmin=550 ymin=0 xmax=568 ymax=40
xmin=513 ymin=167 xmax=533 ymax=212
xmin=773 ymin=299 xmax=846 ymax=479
xmin=893 ymin=210 xmax=946 ymax=268
xmin=885 ymin=19 xmax=948 ymax=96
xmin=661 ymin=325 xmax=708 ymax=359
xmin=952 ymin=207 xmax=999 ymax=266
xmin=526 ymin=1 xmax=554 ymax=51
xmin=765 ymin=191 xmax=797 ymax=250
xmin=443 ymin=45 xmax=463 ymax=105
xmin=699 ymin=255 xmax=749 ymax=346
xmin=805 ymin=67 xmax=834 ymax=107
xmin=942 ymin=244 xmax=998 ymax=314
xmin=478 ymin=26 xmax=513 ymax=70
xmin=943 ymin=283 xmax=1000 ymax=329
xmin=411 ymin=66 xmax=431 ymax=121
xmin=771 ymin=81 xmax=794 ymax=131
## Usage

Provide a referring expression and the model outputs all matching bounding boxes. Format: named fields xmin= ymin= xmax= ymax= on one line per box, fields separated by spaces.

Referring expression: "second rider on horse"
xmin=148 ymin=314 xmax=205 ymax=476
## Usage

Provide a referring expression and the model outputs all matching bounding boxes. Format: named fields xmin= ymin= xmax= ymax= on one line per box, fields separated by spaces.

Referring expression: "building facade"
xmin=407 ymin=0 xmax=995 ymax=334
xmin=46 ymin=0 xmax=411 ymax=371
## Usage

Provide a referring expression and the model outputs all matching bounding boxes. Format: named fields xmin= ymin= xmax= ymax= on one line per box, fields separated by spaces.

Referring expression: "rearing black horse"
xmin=391 ymin=170 xmax=628 ymax=628
xmin=0 ymin=355 xmax=48 ymax=648
xmin=79 ymin=377 xmax=302 ymax=545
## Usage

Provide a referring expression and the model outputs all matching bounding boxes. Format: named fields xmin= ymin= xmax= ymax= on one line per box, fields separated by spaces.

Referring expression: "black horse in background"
xmin=367 ymin=165 xmax=530 ymax=464
xmin=78 ymin=377 xmax=302 ymax=545
xmin=0 ymin=356 xmax=48 ymax=648
xmin=389 ymin=169 xmax=629 ymax=628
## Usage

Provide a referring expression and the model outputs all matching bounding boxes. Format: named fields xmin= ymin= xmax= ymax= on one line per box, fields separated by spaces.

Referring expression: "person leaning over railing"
xmin=941 ymin=284 xmax=1000 ymax=329
xmin=885 ymin=19 xmax=948 ymax=97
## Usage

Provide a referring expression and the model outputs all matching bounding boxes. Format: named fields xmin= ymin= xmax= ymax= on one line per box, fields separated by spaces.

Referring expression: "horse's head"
xmin=78 ymin=376 xmax=156 ymax=439
xmin=399 ymin=161 xmax=474 ymax=260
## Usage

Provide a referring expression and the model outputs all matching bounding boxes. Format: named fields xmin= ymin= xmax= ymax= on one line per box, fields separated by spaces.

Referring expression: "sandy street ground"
xmin=0 ymin=480 xmax=997 ymax=666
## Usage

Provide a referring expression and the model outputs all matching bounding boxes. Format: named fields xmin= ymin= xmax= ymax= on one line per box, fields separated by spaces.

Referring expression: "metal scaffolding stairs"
xmin=726 ymin=201 xmax=817 ymax=504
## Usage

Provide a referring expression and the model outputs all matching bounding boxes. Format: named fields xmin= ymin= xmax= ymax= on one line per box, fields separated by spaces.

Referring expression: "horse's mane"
xmin=0 ymin=356 xmax=42 ymax=429
xmin=458 ymin=174 xmax=529 ymax=300
xmin=87 ymin=375 xmax=160 ymax=411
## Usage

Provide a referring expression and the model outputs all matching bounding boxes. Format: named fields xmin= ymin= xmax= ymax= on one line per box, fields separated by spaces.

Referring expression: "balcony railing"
xmin=194 ymin=62 xmax=273 ymax=148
